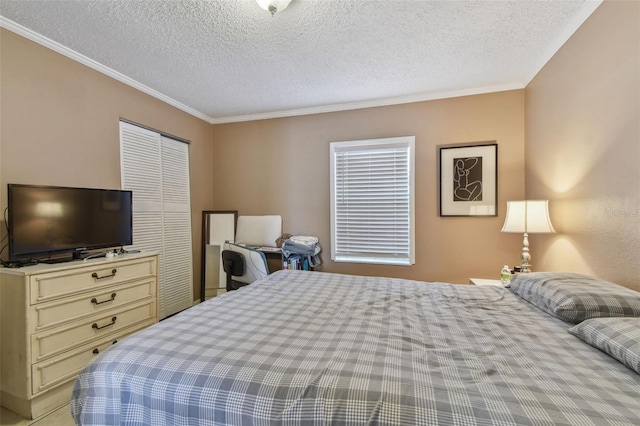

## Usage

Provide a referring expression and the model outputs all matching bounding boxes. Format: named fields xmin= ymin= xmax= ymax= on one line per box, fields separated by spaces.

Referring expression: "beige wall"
xmin=0 ymin=29 xmax=215 ymax=298
xmin=212 ymin=91 xmax=526 ymax=284
xmin=525 ymin=0 xmax=639 ymax=291
xmin=11 ymin=2 xmax=633 ymax=292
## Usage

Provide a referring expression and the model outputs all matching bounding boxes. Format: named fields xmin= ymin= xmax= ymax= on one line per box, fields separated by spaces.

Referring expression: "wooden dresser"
xmin=0 ymin=252 xmax=158 ymax=419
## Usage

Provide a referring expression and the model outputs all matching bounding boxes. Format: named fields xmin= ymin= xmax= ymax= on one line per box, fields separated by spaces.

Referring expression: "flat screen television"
xmin=8 ymin=184 xmax=133 ymax=262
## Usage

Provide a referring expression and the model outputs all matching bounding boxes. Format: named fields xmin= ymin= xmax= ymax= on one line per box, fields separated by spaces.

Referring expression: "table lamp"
xmin=501 ymin=200 xmax=555 ymax=273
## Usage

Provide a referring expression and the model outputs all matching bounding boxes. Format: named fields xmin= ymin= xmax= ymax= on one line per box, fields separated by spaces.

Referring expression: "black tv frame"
xmin=7 ymin=184 xmax=133 ymax=264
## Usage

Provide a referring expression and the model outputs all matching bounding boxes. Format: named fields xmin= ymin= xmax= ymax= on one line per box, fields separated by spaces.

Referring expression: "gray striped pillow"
xmin=569 ymin=317 xmax=640 ymax=374
xmin=510 ymin=273 xmax=640 ymax=323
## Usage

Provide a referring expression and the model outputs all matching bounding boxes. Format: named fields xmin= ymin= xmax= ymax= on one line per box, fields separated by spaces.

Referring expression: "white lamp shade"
xmin=256 ymin=0 xmax=292 ymax=13
xmin=501 ymin=200 xmax=555 ymax=234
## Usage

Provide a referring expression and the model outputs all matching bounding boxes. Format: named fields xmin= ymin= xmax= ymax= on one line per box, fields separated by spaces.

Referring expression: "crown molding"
xmin=2 ymin=15 xmax=534 ymax=126
xmin=0 ymin=16 xmax=214 ymax=123
xmin=524 ymin=0 xmax=603 ymax=85
xmin=208 ymin=83 xmax=525 ymax=124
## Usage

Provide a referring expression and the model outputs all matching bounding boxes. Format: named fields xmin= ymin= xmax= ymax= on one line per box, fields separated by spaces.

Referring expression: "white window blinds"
xmin=120 ymin=121 xmax=193 ymax=319
xmin=330 ymin=137 xmax=415 ymax=265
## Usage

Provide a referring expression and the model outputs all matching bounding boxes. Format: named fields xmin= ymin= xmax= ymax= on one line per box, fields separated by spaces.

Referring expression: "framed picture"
xmin=439 ymin=142 xmax=497 ymax=217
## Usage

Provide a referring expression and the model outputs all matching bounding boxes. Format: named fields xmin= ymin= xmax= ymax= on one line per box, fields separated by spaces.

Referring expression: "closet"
xmin=119 ymin=120 xmax=193 ymax=318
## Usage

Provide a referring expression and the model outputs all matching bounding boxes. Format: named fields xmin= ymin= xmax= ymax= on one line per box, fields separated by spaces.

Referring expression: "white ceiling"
xmin=0 ymin=0 xmax=602 ymax=124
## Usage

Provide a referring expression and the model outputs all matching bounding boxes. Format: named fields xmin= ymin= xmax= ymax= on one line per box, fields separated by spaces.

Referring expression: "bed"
xmin=71 ymin=270 xmax=640 ymax=425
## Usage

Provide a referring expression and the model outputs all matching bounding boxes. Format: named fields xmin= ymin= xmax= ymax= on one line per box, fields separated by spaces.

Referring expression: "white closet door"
xmin=159 ymin=136 xmax=193 ymax=317
xmin=120 ymin=121 xmax=193 ymax=319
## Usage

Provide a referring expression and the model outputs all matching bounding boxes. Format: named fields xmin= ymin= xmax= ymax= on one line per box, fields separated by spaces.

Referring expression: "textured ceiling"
xmin=0 ymin=0 xmax=602 ymax=123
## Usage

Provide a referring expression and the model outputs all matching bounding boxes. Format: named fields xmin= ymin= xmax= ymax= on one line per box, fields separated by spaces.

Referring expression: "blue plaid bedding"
xmin=71 ymin=270 xmax=640 ymax=425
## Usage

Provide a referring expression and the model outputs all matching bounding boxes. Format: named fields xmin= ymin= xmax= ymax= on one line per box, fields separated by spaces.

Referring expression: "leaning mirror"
xmin=201 ymin=210 xmax=237 ymax=301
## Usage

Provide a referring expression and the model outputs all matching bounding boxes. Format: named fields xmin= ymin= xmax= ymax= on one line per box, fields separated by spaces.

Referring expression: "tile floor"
xmin=0 ymin=404 xmax=74 ymax=426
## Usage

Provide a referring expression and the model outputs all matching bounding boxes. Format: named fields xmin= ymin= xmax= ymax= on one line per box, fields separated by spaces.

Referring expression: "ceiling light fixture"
xmin=256 ymin=0 xmax=292 ymax=16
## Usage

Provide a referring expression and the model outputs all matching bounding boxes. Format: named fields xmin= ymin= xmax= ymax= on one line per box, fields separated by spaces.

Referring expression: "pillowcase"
xmin=569 ymin=317 xmax=640 ymax=374
xmin=510 ymin=272 xmax=640 ymax=323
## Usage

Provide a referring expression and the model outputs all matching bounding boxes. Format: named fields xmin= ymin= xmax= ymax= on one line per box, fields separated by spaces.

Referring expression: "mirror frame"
xmin=200 ymin=210 xmax=237 ymax=302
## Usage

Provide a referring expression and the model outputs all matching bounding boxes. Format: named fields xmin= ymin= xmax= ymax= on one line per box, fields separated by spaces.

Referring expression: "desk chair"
xmin=221 ymin=242 xmax=269 ymax=291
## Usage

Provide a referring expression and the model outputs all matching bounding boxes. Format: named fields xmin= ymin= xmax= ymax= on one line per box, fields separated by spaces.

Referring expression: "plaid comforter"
xmin=71 ymin=270 xmax=640 ymax=425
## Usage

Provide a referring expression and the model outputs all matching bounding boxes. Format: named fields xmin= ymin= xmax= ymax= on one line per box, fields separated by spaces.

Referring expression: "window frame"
xmin=330 ymin=136 xmax=415 ymax=266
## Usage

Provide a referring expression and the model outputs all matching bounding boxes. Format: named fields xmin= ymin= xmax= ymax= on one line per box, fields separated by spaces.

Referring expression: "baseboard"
xmin=1 ymin=380 xmax=74 ymax=420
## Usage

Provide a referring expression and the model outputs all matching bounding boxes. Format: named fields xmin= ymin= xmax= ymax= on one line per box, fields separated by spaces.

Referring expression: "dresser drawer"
xmin=31 ymin=301 xmax=156 ymax=363
xmin=30 ymin=278 xmax=156 ymax=333
xmin=31 ymin=323 xmax=152 ymax=395
xmin=29 ymin=257 xmax=157 ymax=304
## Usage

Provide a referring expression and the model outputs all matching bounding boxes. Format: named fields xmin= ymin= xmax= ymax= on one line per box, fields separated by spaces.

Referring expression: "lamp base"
xmin=520 ymin=232 xmax=531 ymax=273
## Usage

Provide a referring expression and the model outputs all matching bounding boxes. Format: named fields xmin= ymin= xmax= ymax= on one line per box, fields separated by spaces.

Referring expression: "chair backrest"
xmin=235 ymin=215 xmax=282 ymax=247
xmin=221 ymin=250 xmax=244 ymax=276
xmin=222 ymin=242 xmax=269 ymax=286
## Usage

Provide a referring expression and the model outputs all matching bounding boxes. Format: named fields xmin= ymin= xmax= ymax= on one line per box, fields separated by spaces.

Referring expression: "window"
xmin=120 ymin=120 xmax=193 ymax=319
xmin=330 ymin=136 xmax=415 ymax=266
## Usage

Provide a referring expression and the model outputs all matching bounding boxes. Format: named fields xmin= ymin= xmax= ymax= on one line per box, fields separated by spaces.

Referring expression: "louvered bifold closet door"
xmin=159 ymin=136 xmax=193 ymax=318
xmin=120 ymin=121 xmax=193 ymax=319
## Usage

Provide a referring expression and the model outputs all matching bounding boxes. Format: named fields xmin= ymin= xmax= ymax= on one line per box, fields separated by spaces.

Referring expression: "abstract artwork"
xmin=439 ymin=143 xmax=497 ymax=216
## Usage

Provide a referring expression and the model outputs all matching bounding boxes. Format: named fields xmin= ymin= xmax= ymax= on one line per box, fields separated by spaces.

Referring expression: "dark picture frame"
xmin=438 ymin=142 xmax=498 ymax=217
xmin=200 ymin=210 xmax=238 ymax=302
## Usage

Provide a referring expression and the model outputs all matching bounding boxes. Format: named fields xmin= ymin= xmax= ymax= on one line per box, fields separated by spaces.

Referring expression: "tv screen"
xmin=8 ymin=184 xmax=133 ymax=261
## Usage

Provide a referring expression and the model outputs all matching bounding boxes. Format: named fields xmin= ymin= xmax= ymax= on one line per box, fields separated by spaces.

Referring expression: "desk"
xmin=256 ymin=247 xmax=283 ymax=273
xmin=258 ymin=247 xmax=315 ymax=272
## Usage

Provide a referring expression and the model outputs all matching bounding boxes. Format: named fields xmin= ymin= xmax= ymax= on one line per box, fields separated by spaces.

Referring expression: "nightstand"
xmin=469 ymin=278 xmax=504 ymax=287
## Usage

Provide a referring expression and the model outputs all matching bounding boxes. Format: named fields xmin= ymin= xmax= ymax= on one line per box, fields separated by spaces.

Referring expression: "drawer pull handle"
xmin=92 ymin=269 xmax=117 ymax=280
xmin=92 ymin=316 xmax=117 ymax=330
xmin=92 ymin=339 xmax=118 ymax=356
xmin=91 ymin=293 xmax=116 ymax=305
